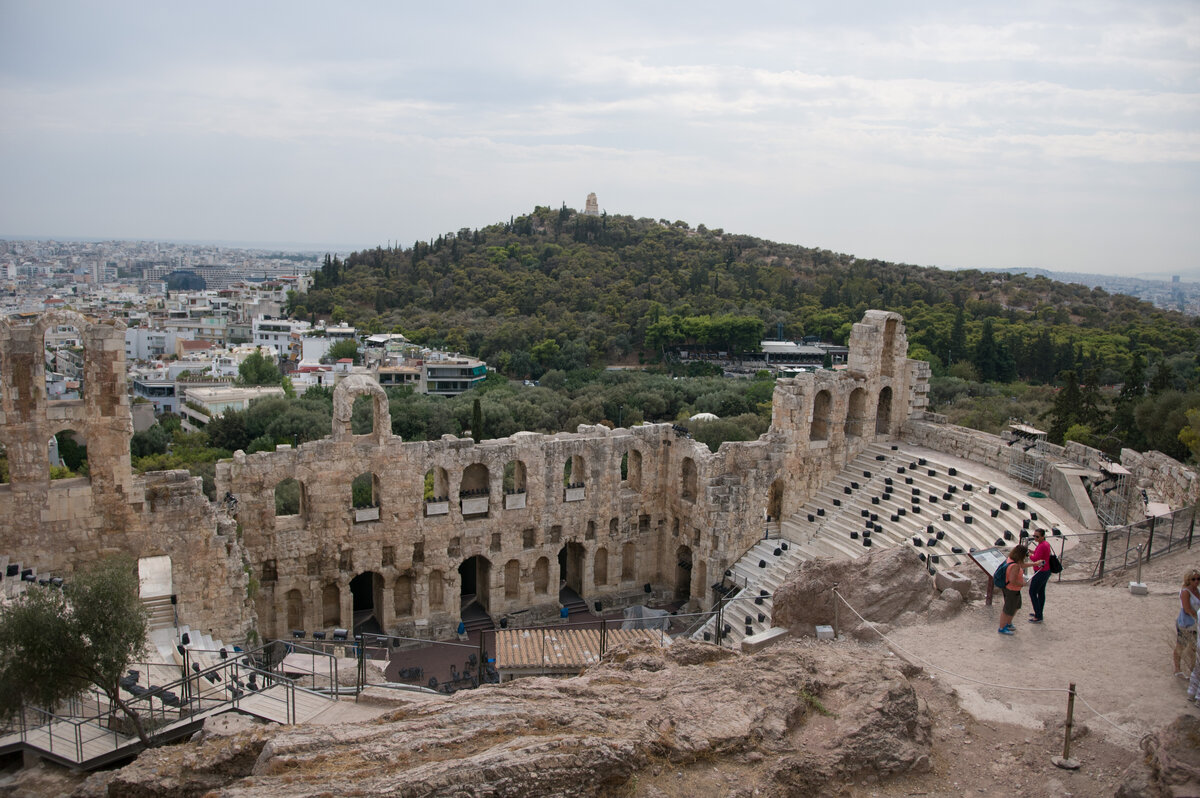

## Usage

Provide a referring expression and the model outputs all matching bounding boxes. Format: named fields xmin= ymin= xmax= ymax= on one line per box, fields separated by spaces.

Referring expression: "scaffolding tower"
xmin=1004 ymin=422 xmax=1047 ymax=487
xmin=1091 ymin=461 xmax=1132 ymax=527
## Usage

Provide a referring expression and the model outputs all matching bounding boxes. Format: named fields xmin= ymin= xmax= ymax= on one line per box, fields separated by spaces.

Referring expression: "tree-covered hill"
xmin=288 ymin=205 xmax=1198 ymax=385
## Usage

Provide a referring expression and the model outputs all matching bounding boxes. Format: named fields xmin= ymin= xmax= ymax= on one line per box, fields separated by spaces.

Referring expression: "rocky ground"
xmin=4 ymin=546 xmax=1200 ymax=797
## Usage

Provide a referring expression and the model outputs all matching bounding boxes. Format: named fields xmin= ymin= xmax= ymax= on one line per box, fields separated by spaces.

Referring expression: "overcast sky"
xmin=1 ymin=1 xmax=1197 ymax=276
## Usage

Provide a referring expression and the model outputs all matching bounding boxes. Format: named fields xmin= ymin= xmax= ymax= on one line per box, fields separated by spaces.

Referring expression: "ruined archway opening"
xmin=810 ymin=389 xmax=832 ymax=442
xmin=459 ymin=555 xmax=491 ymax=612
xmin=44 ymin=322 xmax=83 ymax=402
xmin=881 ymin=318 xmax=898 ymax=378
xmin=274 ymin=477 xmax=302 ymax=518
xmin=504 ymin=559 xmax=520 ymax=599
xmin=876 ymin=386 xmax=893 ymax=435
xmin=558 ymin=542 xmax=585 ymax=598
xmin=626 ymin=449 xmax=642 ymax=491
xmin=350 ymin=571 xmax=383 ymax=634
xmin=460 ymin=463 xmax=490 ymax=518
xmin=350 ymin=393 xmax=376 ymax=435
xmin=593 ymin=547 xmax=609 ymax=588
xmin=846 ymin=387 xmax=868 ymax=439
xmin=424 ymin=467 xmax=449 ymax=516
xmin=674 ymin=545 xmax=693 ymax=601
xmin=51 ymin=429 xmax=87 ymax=480
xmin=681 ymin=457 xmax=697 ymax=502
xmin=767 ymin=479 xmax=784 ymax=521
xmin=563 ymin=454 xmax=585 ymax=501
xmin=622 ymin=542 xmax=636 ymax=582
xmin=286 ymin=589 xmax=304 ymax=633
xmin=321 ymin=583 xmax=340 ymax=628
xmin=533 ymin=557 xmax=550 ymax=595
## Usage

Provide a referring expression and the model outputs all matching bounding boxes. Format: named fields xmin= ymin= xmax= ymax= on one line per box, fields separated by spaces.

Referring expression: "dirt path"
xmin=879 ymin=539 xmax=1200 ymax=744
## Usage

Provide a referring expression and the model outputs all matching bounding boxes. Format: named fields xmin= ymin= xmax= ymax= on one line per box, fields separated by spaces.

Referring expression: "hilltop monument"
xmin=584 ymin=192 xmax=599 ymax=216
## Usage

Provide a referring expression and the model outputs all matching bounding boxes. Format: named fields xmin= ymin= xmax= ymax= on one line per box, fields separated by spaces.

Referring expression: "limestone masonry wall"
xmin=0 ymin=310 xmax=924 ymax=643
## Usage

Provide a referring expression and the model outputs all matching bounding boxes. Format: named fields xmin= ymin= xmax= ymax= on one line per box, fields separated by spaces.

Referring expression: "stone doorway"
xmin=674 ymin=545 xmax=693 ymax=601
xmin=558 ymin=542 xmax=585 ymax=595
xmin=459 ymin=556 xmax=491 ymax=612
xmin=349 ymin=571 xmax=383 ymax=635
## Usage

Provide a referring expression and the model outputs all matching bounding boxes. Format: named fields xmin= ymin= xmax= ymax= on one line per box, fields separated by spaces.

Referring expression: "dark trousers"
xmin=1029 ymin=570 xmax=1051 ymax=619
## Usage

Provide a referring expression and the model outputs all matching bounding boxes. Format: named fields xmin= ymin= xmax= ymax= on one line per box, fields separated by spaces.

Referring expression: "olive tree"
xmin=0 ymin=556 xmax=151 ymax=746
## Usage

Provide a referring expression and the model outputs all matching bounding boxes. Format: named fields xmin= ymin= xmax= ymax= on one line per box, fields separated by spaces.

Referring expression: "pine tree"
xmin=948 ymin=308 xmax=966 ymax=365
xmin=1045 ymin=370 xmax=1082 ymax=444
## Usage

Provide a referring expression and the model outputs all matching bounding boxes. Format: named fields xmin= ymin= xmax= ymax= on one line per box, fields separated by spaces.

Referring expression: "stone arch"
xmin=810 ymin=389 xmax=832 ymax=442
xmin=534 ymin=557 xmax=550 ymax=594
xmin=846 ymin=387 xmax=868 ymax=438
xmin=609 ymin=517 xmax=618 ymax=536
xmin=881 ymin=317 xmax=899 ymax=378
xmin=876 ymin=386 xmax=893 ymax=435
xmin=503 ymin=459 xmax=526 ymax=493
xmin=274 ymin=477 xmax=303 ymax=518
xmin=350 ymin=571 xmax=383 ymax=629
xmin=50 ymin=428 xmax=87 ymax=480
xmin=767 ymin=478 xmax=784 ymax=521
xmin=393 ymin=575 xmax=413 ymax=617
xmin=681 ymin=457 xmax=697 ymax=502
xmin=36 ymin=309 xmax=91 ymax=403
xmin=428 ymin=569 xmax=445 ymax=610
xmin=621 ymin=542 xmax=636 ymax=582
xmin=625 ymin=449 xmax=643 ymax=490
xmin=462 ymin=462 xmax=489 ymax=494
xmin=351 ymin=471 xmax=380 ymax=510
xmin=504 ymin=558 xmax=520 ymax=599
xmin=424 ymin=467 xmax=449 ymax=516
xmin=563 ymin=453 xmax=585 ymax=487
xmin=321 ymin=583 xmax=341 ymax=627
xmin=285 ymin=589 xmax=304 ymax=632
xmin=331 ymin=374 xmax=391 ymax=442
xmin=674 ymin=545 xmax=693 ymax=601
xmin=593 ymin=546 xmax=609 ymax=587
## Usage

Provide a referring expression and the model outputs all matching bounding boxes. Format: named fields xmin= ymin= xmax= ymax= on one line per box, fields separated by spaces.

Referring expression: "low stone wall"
xmin=1122 ymin=449 xmax=1200 ymax=508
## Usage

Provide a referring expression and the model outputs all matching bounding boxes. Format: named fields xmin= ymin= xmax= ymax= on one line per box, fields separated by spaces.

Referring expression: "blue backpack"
xmin=993 ymin=561 xmax=1008 ymax=589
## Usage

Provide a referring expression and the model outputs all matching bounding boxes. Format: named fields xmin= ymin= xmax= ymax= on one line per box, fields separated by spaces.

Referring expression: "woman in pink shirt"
xmin=1027 ymin=528 xmax=1053 ymax=623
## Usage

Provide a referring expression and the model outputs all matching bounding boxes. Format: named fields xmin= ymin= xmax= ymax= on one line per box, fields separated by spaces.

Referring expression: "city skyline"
xmin=1 ymin=1 xmax=1197 ymax=277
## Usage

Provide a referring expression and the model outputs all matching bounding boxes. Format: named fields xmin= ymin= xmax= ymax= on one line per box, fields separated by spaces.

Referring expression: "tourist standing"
xmin=1178 ymin=569 xmax=1200 ymax=682
xmin=1027 ymin=529 xmax=1053 ymax=623
xmin=998 ymin=544 xmax=1029 ymax=636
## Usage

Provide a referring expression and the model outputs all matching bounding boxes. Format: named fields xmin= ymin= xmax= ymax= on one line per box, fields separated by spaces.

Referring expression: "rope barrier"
xmin=832 ymin=588 xmax=1140 ymax=739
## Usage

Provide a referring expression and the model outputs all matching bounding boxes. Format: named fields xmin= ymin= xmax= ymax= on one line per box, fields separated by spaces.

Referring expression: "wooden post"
xmin=1052 ymin=682 xmax=1081 ymax=769
xmin=832 ymin=583 xmax=840 ymax=638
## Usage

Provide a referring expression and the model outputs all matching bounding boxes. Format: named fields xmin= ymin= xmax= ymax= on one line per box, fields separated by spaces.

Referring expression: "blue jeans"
xmin=1029 ymin=570 xmax=1051 ymax=620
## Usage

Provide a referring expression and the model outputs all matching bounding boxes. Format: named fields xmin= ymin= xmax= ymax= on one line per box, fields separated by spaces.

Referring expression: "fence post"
xmin=1052 ymin=682 xmax=1081 ymax=770
xmin=1146 ymin=514 xmax=1157 ymax=561
xmin=832 ymin=583 xmax=840 ymax=638
xmin=1097 ymin=529 xmax=1108 ymax=579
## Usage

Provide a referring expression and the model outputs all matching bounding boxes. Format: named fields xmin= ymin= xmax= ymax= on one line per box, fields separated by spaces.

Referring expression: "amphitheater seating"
xmin=694 ymin=442 xmax=1071 ymax=650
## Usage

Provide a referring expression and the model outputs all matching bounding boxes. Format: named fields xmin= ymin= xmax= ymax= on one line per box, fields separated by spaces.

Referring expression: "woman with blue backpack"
xmin=996 ymin=544 xmax=1029 ymax=635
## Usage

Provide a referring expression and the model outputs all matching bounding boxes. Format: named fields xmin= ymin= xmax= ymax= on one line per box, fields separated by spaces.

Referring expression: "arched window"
xmin=322 ymin=583 xmax=340 ymax=627
xmin=274 ymin=478 xmax=302 ymax=518
xmin=681 ymin=457 xmax=697 ymax=502
xmin=460 ymin=463 xmax=490 ymax=517
xmin=594 ymin=547 xmax=608 ymax=587
xmin=564 ymin=454 xmax=586 ymax=501
xmin=811 ymin=389 xmax=831 ymax=442
xmin=424 ymin=467 xmax=449 ymax=516
xmin=352 ymin=471 xmax=380 ymax=522
xmin=846 ymin=387 xmax=868 ymax=438
xmin=876 ymin=386 xmax=893 ymax=435
xmin=622 ymin=542 xmax=636 ymax=582
xmin=286 ymin=589 xmax=304 ymax=632
xmin=767 ymin=479 xmax=784 ymax=521
xmin=428 ymin=570 xmax=444 ymax=610
xmin=504 ymin=559 xmax=520 ymax=599
xmin=626 ymin=450 xmax=643 ymax=491
xmin=533 ymin=557 xmax=550 ymax=595
xmin=394 ymin=575 xmax=413 ymax=617
xmin=503 ymin=460 xmax=527 ymax=509
xmin=50 ymin=429 xmax=87 ymax=480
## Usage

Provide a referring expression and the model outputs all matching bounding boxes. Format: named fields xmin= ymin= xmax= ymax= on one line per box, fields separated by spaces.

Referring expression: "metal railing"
xmin=1056 ymin=505 xmax=1195 ymax=581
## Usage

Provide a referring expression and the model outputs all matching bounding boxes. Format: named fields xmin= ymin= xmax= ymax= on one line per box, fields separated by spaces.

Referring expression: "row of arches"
xmin=270 ymin=542 xmax=701 ymax=635
xmin=810 ymin=386 xmax=893 ymax=443
xmin=267 ymin=451 xmax=702 ymax=523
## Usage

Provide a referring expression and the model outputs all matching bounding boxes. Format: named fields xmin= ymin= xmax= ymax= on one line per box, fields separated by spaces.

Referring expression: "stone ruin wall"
xmin=0 ymin=312 xmax=254 ymax=642
xmin=0 ymin=310 xmax=924 ymax=643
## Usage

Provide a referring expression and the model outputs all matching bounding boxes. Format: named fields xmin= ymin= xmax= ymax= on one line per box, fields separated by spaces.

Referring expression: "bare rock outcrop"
xmin=82 ymin=638 xmax=931 ymax=797
xmin=1117 ymin=714 xmax=1200 ymax=798
xmin=772 ymin=545 xmax=943 ymax=636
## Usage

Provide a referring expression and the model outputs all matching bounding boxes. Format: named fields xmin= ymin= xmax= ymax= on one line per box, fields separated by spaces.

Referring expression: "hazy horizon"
xmin=2 ymin=2 xmax=1197 ymax=277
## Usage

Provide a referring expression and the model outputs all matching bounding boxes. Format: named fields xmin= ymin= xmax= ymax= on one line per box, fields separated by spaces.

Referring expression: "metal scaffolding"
xmin=1004 ymin=422 xmax=1047 ymax=487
